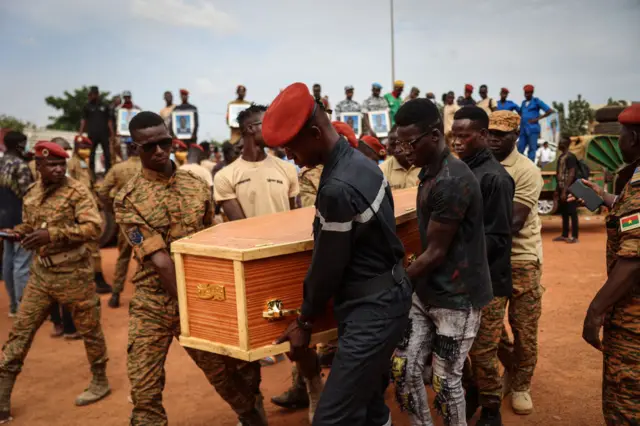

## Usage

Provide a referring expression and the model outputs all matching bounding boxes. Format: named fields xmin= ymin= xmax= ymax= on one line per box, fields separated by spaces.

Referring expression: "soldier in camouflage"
xmin=575 ymin=105 xmax=640 ymax=425
xmin=115 ymin=111 xmax=266 ymax=426
xmin=96 ymin=141 xmax=141 ymax=308
xmin=0 ymin=142 xmax=110 ymax=424
xmin=334 ymin=85 xmax=362 ymax=118
xmin=68 ymin=135 xmax=113 ymax=294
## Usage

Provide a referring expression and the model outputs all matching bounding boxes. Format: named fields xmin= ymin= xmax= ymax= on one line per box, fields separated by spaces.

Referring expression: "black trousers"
xmin=313 ymin=281 xmax=411 ymax=426
xmin=50 ymin=302 xmax=76 ymax=334
xmin=89 ymin=134 xmax=111 ymax=175
xmin=560 ymin=199 xmax=579 ymax=238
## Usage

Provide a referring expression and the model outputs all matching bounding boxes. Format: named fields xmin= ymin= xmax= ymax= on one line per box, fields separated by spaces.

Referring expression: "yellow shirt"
xmin=180 ymin=163 xmax=213 ymax=187
xmin=443 ymin=104 xmax=461 ymax=135
xmin=159 ymin=104 xmax=176 ymax=128
xmin=476 ymin=98 xmax=497 ymax=115
xmin=213 ymin=155 xmax=299 ymax=218
xmin=201 ymin=159 xmax=216 ymax=173
xmin=501 ymin=148 xmax=544 ymax=263
xmin=379 ymin=156 xmax=421 ymax=190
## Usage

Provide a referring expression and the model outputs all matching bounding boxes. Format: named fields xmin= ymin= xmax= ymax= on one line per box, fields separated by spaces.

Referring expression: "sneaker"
xmin=566 ymin=238 xmax=579 ymax=244
xmin=51 ymin=324 xmax=64 ymax=338
xmin=64 ymin=332 xmax=82 ymax=340
xmin=108 ymin=293 xmax=120 ymax=309
xmin=477 ymin=407 xmax=503 ymax=426
xmin=7 ymin=312 xmax=16 ymax=319
xmin=552 ymin=236 xmax=567 ymax=242
xmin=511 ymin=390 xmax=533 ymax=415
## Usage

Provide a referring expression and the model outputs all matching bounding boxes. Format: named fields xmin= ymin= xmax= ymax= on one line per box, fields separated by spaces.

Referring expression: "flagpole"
xmin=390 ymin=0 xmax=396 ymax=84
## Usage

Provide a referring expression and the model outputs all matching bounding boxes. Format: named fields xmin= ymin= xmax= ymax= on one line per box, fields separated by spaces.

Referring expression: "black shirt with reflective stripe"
xmin=82 ymin=102 xmax=111 ymax=138
xmin=300 ymin=138 xmax=405 ymax=320
xmin=415 ymin=149 xmax=493 ymax=310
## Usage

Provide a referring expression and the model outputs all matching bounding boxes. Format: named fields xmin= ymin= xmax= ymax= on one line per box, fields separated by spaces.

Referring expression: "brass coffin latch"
xmin=406 ymin=254 xmax=417 ymax=266
xmin=196 ymin=284 xmax=226 ymax=301
xmin=262 ymin=299 xmax=300 ymax=320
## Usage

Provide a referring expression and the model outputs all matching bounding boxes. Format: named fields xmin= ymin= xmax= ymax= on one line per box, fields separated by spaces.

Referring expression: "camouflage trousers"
xmin=602 ymin=293 xmax=640 ymax=426
xmin=113 ymin=230 xmax=133 ymax=294
xmin=498 ymin=260 xmax=543 ymax=392
xmin=88 ymin=241 xmax=104 ymax=274
xmin=0 ymin=261 xmax=108 ymax=389
xmin=468 ymin=296 xmax=508 ymax=407
xmin=127 ymin=289 xmax=260 ymax=426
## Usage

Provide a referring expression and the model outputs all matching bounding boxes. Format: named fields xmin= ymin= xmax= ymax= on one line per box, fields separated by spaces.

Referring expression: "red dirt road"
xmin=0 ymin=217 xmax=607 ymax=425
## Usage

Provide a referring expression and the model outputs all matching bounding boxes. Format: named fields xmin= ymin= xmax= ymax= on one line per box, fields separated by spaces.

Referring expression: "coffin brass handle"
xmin=262 ymin=299 xmax=300 ymax=320
xmin=406 ymin=253 xmax=417 ymax=266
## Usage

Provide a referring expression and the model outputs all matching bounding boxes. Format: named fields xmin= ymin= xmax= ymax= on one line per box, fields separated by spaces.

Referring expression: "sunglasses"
xmin=133 ymin=138 xmax=173 ymax=153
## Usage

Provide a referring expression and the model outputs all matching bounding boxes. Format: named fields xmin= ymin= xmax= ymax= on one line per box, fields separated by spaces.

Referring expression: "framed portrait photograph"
xmin=227 ymin=103 xmax=251 ymax=128
xmin=367 ymin=110 xmax=391 ymax=138
xmin=172 ymin=110 xmax=196 ymax=140
xmin=116 ymin=108 xmax=141 ymax=137
xmin=339 ymin=112 xmax=362 ymax=137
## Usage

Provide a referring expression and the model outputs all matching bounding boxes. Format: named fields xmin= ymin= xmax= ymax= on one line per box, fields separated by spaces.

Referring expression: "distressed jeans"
xmin=392 ymin=294 xmax=481 ymax=426
xmin=3 ymin=240 xmax=32 ymax=314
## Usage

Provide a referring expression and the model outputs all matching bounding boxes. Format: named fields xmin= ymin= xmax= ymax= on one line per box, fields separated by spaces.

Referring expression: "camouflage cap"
xmin=489 ymin=110 xmax=521 ymax=132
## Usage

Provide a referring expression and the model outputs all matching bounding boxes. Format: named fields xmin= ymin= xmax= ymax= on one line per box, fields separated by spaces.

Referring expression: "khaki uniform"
xmin=602 ymin=162 xmax=640 ymax=425
xmin=476 ymin=97 xmax=497 ymax=115
xmin=213 ymin=156 xmax=299 ymax=218
xmin=67 ymin=154 xmax=104 ymax=274
xmin=299 ymin=166 xmax=323 ymax=207
xmin=378 ymin=156 xmax=420 ymax=190
xmin=498 ymin=148 xmax=544 ymax=392
xmin=115 ymin=166 xmax=261 ymax=426
xmin=96 ymin=156 xmax=141 ymax=294
xmin=0 ymin=178 xmax=108 ymax=409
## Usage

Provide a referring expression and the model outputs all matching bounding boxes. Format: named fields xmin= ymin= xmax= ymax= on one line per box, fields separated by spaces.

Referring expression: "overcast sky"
xmin=1 ymin=0 xmax=639 ymax=141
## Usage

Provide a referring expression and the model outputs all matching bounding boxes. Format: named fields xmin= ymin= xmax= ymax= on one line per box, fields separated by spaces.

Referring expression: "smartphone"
xmin=0 ymin=231 xmax=16 ymax=239
xmin=569 ymin=180 xmax=604 ymax=212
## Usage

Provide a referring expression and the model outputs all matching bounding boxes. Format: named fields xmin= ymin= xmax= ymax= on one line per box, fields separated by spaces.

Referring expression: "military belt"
xmin=38 ymin=246 xmax=87 ymax=268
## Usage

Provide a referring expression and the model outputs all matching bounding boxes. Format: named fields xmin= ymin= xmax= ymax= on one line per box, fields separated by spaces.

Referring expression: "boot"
xmin=94 ymin=273 xmax=112 ymax=295
xmin=0 ymin=374 xmax=16 ymax=424
xmin=270 ymin=365 xmax=309 ymax=410
xmin=75 ymin=369 xmax=111 ymax=406
xmin=51 ymin=323 xmax=64 ymax=338
xmin=511 ymin=390 xmax=533 ymax=415
xmin=477 ymin=407 xmax=503 ymax=426
xmin=304 ymin=374 xmax=324 ymax=424
xmin=238 ymin=407 xmax=268 ymax=426
xmin=237 ymin=393 xmax=268 ymax=426
xmin=465 ymin=385 xmax=479 ymax=420
xmin=108 ymin=293 xmax=120 ymax=309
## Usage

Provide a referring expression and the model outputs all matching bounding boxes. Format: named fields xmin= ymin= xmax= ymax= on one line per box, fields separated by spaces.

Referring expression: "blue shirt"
xmin=496 ymin=100 xmax=520 ymax=114
xmin=520 ymin=97 xmax=551 ymax=135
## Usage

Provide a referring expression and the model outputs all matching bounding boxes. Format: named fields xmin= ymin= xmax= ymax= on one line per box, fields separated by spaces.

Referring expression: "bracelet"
xmin=296 ymin=316 xmax=313 ymax=331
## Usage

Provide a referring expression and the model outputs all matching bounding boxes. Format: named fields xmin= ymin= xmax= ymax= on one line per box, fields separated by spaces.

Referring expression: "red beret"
xmin=618 ymin=104 xmax=640 ymax=125
xmin=34 ymin=141 xmax=69 ymax=159
xmin=74 ymin=135 xmax=93 ymax=146
xmin=172 ymin=139 xmax=187 ymax=150
xmin=465 ymin=84 xmax=473 ymax=92
xmin=263 ymin=82 xmax=316 ymax=148
xmin=500 ymin=87 xmax=509 ymax=93
xmin=332 ymin=121 xmax=358 ymax=148
xmin=180 ymin=89 xmax=189 ymax=95
xmin=523 ymin=84 xmax=534 ymax=92
xmin=192 ymin=144 xmax=204 ymax=152
xmin=361 ymin=135 xmax=386 ymax=158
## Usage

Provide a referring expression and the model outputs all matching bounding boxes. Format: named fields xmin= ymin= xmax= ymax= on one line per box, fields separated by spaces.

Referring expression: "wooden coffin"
xmin=172 ymin=187 xmax=420 ymax=361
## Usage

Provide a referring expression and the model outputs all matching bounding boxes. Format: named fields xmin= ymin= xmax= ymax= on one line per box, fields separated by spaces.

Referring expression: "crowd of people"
xmin=0 ymin=80 xmax=638 ymax=426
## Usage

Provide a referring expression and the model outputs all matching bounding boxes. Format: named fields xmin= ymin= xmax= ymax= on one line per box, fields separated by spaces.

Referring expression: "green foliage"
xmin=552 ymin=94 xmax=593 ymax=138
xmin=45 ymin=86 xmax=111 ymax=131
xmin=0 ymin=115 xmax=35 ymax=132
xmin=606 ymin=98 xmax=628 ymax=107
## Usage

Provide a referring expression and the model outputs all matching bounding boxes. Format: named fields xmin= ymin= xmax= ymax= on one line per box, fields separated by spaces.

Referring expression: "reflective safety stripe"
xmin=316 ymin=210 xmax=353 ymax=232
xmin=355 ymin=177 xmax=388 ymax=223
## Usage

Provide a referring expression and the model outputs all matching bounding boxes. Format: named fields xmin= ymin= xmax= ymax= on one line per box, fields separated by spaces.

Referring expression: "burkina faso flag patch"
xmin=620 ymin=213 xmax=640 ymax=232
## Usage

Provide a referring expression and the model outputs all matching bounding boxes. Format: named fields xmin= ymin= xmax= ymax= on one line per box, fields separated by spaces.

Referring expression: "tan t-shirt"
xmin=443 ymin=104 xmax=461 ymax=135
xmin=159 ymin=104 xmax=176 ymax=128
xmin=379 ymin=156 xmax=421 ymax=190
xmin=476 ymin=98 xmax=497 ymax=115
xmin=501 ymin=148 xmax=544 ymax=263
xmin=213 ymin=155 xmax=300 ymax=218
xmin=180 ymin=163 xmax=213 ymax=187
xmin=200 ymin=159 xmax=216 ymax=173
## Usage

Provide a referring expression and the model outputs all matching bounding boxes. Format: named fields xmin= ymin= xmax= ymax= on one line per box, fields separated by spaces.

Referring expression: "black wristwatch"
xmin=296 ymin=316 xmax=313 ymax=331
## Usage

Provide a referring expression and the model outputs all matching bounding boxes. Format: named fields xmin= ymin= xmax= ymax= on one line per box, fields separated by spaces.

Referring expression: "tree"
xmin=552 ymin=94 xmax=593 ymax=138
xmin=606 ymin=98 xmax=628 ymax=107
xmin=0 ymin=115 xmax=35 ymax=132
xmin=45 ymin=86 xmax=111 ymax=131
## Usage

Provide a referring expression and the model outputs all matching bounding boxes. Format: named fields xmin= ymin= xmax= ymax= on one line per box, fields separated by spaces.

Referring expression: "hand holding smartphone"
xmin=568 ymin=180 xmax=604 ymax=212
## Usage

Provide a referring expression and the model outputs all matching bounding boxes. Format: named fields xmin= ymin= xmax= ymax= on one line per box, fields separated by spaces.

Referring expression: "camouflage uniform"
xmin=0 ymin=178 xmax=108 ymax=414
xmin=602 ymin=162 xmax=640 ymax=425
xmin=298 ymin=165 xmax=323 ymax=208
xmin=96 ymin=156 xmax=141 ymax=294
xmin=67 ymin=154 xmax=104 ymax=275
xmin=115 ymin=166 xmax=263 ymax=426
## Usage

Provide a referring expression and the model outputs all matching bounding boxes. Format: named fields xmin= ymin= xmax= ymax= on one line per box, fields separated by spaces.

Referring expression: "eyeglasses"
xmin=132 ymin=138 xmax=173 ymax=153
xmin=396 ymin=131 xmax=431 ymax=148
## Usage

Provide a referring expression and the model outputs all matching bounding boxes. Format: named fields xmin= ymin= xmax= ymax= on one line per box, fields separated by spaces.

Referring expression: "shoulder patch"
xmin=630 ymin=167 xmax=640 ymax=186
xmin=128 ymin=226 xmax=144 ymax=245
xmin=620 ymin=213 xmax=640 ymax=233
xmin=115 ymin=174 xmax=141 ymax=203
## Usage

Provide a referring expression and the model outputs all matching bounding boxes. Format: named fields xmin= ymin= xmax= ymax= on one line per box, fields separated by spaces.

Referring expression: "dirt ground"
xmin=0 ymin=216 xmax=608 ymax=425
